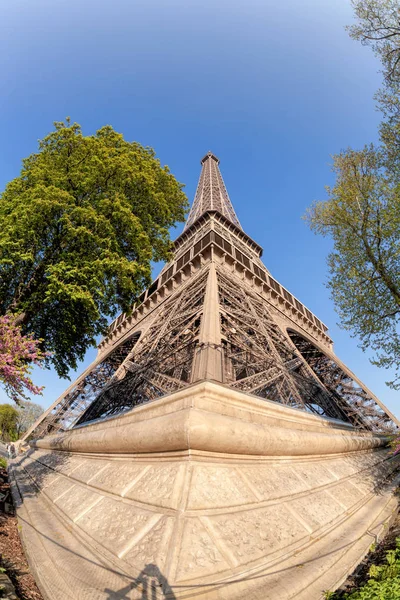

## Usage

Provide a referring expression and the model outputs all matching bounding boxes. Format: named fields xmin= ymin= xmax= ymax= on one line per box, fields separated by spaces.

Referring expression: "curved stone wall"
xmin=10 ymin=382 xmax=400 ymax=600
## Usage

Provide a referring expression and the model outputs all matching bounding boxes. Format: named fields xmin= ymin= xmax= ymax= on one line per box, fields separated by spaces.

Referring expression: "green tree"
xmin=0 ymin=404 xmax=19 ymax=442
xmin=0 ymin=120 xmax=188 ymax=377
xmin=349 ymin=0 xmax=400 ymax=85
xmin=347 ymin=1 xmax=400 ymax=176
xmin=305 ymin=146 xmax=400 ymax=388
xmin=305 ymin=0 xmax=400 ymax=389
xmin=16 ymin=400 xmax=44 ymax=437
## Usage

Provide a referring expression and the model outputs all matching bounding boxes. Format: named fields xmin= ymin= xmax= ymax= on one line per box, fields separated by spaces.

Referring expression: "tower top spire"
xmin=184 ymin=151 xmax=242 ymax=231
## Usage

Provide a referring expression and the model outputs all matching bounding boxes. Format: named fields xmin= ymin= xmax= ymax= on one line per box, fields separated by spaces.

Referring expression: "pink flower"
xmin=0 ymin=315 xmax=49 ymax=403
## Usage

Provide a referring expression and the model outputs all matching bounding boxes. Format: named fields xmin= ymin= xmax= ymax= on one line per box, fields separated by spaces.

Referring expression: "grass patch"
xmin=0 ymin=458 xmax=6 ymax=469
xmin=326 ymin=538 xmax=400 ymax=599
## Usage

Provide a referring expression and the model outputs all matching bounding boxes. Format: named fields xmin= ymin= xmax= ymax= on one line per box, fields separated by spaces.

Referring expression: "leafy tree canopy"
xmin=305 ymin=0 xmax=400 ymax=389
xmin=305 ymin=146 xmax=400 ymax=387
xmin=0 ymin=120 xmax=188 ymax=377
xmin=349 ymin=0 xmax=400 ymax=85
xmin=0 ymin=404 xmax=19 ymax=442
xmin=15 ymin=400 xmax=44 ymax=437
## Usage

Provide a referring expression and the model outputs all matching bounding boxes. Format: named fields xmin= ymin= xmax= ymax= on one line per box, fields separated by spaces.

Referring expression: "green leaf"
xmin=0 ymin=120 xmax=188 ymax=377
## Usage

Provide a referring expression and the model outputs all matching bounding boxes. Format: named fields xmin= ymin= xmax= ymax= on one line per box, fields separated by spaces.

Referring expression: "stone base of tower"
xmin=10 ymin=382 xmax=400 ymax=600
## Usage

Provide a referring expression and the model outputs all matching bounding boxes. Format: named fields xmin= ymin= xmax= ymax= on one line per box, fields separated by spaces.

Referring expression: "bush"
xmin=327 ymin=539 xmax=400 ymax=599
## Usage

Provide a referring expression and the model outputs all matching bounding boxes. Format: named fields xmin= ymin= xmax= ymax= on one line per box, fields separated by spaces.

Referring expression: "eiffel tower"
xmin=14 ymin=153 xmax=400 ymax=600
xmin=23 ymin=151 xmax=398 ymax=441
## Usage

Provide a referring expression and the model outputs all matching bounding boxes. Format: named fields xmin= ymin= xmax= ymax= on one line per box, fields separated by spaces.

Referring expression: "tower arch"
xmin=287 ymin=329 xmax=395 ymax=432
xmin=24 ymin=330 xmax=142 ymax=439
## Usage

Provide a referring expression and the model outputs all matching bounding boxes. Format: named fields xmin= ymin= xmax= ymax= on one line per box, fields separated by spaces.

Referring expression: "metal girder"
xmin=24 ymin=154 xmax=398 ymax=440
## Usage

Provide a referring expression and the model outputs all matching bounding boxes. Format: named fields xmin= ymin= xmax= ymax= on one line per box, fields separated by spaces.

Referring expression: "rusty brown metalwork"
xmin=23 ymin=153 xmax=398 ymax=440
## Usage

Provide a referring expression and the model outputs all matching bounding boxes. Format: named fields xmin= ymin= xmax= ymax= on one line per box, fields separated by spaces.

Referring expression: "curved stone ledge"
xmin=35 ymin=381 xmax=388 ymax=457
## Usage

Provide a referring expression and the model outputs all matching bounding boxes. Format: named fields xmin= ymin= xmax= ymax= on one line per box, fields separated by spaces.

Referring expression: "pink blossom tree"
xmin=0 ymin=314 xmax=47 ymax=404
xmin=392 ymin=436 xmax=400 ymax=455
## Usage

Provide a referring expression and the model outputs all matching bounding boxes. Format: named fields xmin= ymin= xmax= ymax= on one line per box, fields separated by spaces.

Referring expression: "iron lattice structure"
xmin=76 ymin=270 xmax=208 ymax=424
xmin=30 ymin=333 xmax=141 ymax=439
xmin=24 ymin=152 xmax=399 ymax=441
xmin=184 ymin=152 xmax=242 ymax=231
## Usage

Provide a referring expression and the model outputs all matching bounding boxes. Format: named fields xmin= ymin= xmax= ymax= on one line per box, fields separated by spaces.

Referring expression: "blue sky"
xmin=1 ymin=0 xmax=398 ymax=418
